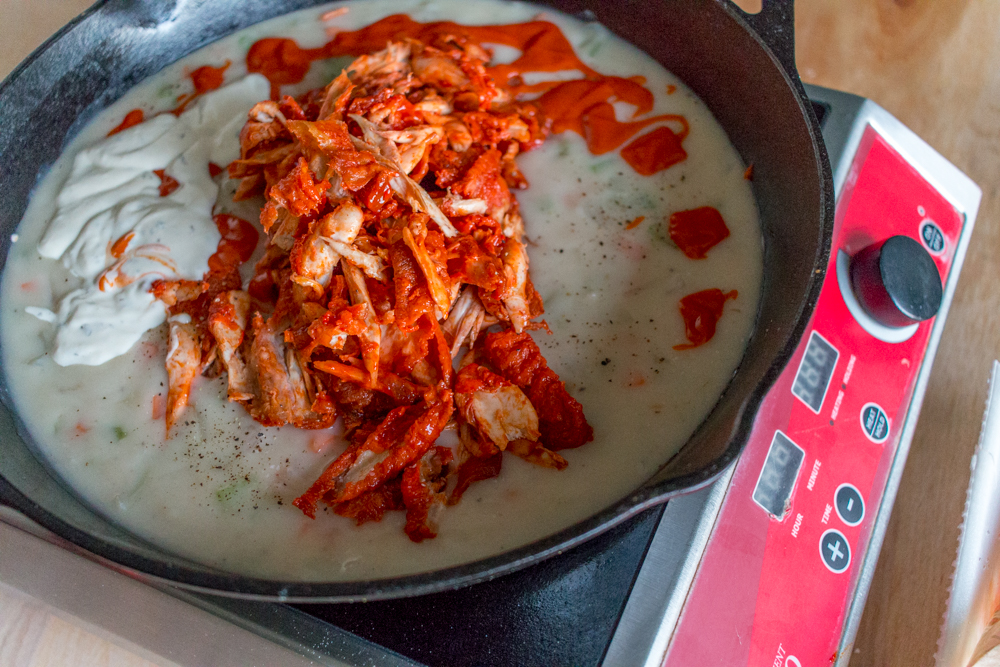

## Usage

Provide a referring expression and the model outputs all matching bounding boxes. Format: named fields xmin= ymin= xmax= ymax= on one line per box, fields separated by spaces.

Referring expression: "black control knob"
xmin=849 ymin=235 xmax=943 ymax=328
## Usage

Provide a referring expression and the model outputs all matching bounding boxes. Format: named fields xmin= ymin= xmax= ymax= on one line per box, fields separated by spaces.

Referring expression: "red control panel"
xmin=664 ymin=127 xmax=965 ymax=665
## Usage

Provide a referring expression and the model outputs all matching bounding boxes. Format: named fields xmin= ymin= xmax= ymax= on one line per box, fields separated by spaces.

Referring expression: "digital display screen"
xmin=752 ymin=431 xmax=805 ymax=518
xmin=791 ymin=331 xmax=839 ymax=413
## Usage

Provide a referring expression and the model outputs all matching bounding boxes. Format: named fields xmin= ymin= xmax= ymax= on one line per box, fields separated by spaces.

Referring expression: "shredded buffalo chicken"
xmin=153 ymin=36 xmax=593 ymax=541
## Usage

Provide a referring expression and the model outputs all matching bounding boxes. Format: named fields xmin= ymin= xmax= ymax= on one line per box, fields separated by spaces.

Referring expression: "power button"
xmin=849 ymin=235 xmax=943 ymax=328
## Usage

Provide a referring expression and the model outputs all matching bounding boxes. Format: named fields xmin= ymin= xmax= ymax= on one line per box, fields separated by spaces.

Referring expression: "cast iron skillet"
xmin=0 ymin=0 xmax=833 ymax=600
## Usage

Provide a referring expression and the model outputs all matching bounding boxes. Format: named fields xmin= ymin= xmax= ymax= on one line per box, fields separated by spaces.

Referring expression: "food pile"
xmin=153 ymin=36 xmax=593 ymax=541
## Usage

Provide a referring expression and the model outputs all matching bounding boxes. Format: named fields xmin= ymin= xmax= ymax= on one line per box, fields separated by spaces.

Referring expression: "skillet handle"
xmin=737 ymin=0 xmax=798 ymax=80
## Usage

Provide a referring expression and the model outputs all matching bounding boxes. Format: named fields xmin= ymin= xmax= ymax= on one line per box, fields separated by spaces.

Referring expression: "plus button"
xmin=820 ymin=529 xmax=851 ymax=573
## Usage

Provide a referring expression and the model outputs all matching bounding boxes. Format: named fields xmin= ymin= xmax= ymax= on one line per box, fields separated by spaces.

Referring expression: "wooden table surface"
xmin=1 ymin=1 xmax=998 ymax=666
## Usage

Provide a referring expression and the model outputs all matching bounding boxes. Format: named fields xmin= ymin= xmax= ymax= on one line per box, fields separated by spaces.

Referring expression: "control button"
xmin=835 ymin=484 xmax=865 ymax=526
xmin=836 ymin=250 xmax=917 ymax=344
xmin=920 ymin=220 xmax=946 ymax=255
xmin=860 ymin=402 xmax=890 ymax=443
xmin=849 ymin=235 xmax=943 ymax=328
xmin=820 ymin=529 xmax=851 ymax=573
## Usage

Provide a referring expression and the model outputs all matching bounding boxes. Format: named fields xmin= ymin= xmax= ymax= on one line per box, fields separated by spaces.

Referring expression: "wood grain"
xmin=793 ymin=1 xmax=1000 ymax=665
xmin=0 ymin=584 xmax=49 ymax=667
xmin=0 ymin=0 xmax=96 ymax=78
xmin=27 ymin=615 xmax=164 ymax=667
xmin=0 ymin=583 xmax=177 ymax=667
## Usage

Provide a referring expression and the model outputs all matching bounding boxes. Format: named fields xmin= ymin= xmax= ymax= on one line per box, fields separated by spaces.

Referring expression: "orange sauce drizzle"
xmin=191 ymin=61 xmax=231 ymax=94
xmin=109 ymin=61 xmax=232 ymax=130
xmin=152 ymin=169 xmax=180 ymax=197
xmin=208 ymin=214 xmax=259 ymax=275
xmin=246 ymin=15 xmax=689 ymax=175
xmin=173 ymin=61 xmax=232 ymax=115
xmin=620 ymin=126 xmax=688 ymax=176
xmin=668 ymin=206 xmax=731 ymax=259
xmin=246 ymin=38 xmax=327 ymax=99
xmin=673 ymin=289 xmax=738 ymax=351
xmin=107 ymin=108 xmax=145 ymax=137
xmin=109 ymin=231 xmax=135 ymax=259
xmin=580 ymin=102 xmax=688 ymax=156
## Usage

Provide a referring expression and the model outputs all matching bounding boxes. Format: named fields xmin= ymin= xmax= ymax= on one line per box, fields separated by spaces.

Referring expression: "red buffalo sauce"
xmin=152 ymin=169 xmax=180 ymax=197
xmin=209 ymin=214 xmax=259 ymax=275
xmin=451 ymin=452 xmax=503 ymax=504
xmin=109 ymin=60 xmax=233 ymax=131
xmin=191 ymin=61 xmax=231 ymax=95
xmin=246 ymin=15 xmax=690 ymax=175
xmin=173 ymin=61 xmax=232 ymax=114
xmin=107 ymin=109 xmax=145 ymax=137
xmin=333 ymin=479 xmax=405 ymax=525
xmin=668 ymin=206 xmax=731 ymax=259
xmin=109 ymin=231 xmax=135 ymax=259
xmin=247 ymin=38 xmax=328 ymax=100
xmin=674 ymin=289 xmax=738 ymax=350
xmin=620 ymin=126 xmax=688 ymax=176
xmin=547 ymin=87 xmax=688 ymax=157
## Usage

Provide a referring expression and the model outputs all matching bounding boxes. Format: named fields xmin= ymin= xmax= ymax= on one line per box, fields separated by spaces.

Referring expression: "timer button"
xmin=849 ymin=235 xmax=943 ymax=328
xmin=834 ymin=484 xmax=865 ymax=526
xmin=820 ymin=529 xmax=851 ymax=574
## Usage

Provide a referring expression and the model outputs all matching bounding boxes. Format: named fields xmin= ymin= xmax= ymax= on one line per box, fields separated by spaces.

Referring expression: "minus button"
xmin=834 ymin=483 xmax=865 ymax=526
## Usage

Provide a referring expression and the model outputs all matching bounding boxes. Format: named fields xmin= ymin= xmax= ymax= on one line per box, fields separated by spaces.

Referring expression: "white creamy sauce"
xmin=0 ymin=0 xmax=763 ymax=581
xmin=31 ymin=75 xmax=270 ymax=366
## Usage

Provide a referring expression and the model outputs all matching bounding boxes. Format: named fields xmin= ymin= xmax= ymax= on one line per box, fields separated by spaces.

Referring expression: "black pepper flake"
xmin=601 ymin=358 xmax=611 ymax=366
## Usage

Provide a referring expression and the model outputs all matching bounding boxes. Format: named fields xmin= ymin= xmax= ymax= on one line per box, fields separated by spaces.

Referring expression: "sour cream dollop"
xmin=28 ymin=74 xmax=270 ymax=366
